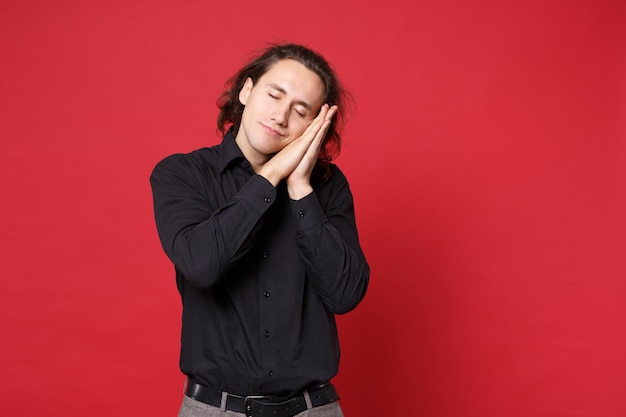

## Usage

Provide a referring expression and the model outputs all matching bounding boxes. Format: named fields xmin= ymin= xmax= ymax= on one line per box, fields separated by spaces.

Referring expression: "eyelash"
xmin=268 ymin=92 xmax=306 ymax=117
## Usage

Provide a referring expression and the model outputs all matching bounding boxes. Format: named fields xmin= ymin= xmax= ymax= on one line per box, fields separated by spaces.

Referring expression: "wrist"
xmin=257 ymin=166 xmax=282 ymax=187
xmin=287 ymin=181 xmax=313 ymax=200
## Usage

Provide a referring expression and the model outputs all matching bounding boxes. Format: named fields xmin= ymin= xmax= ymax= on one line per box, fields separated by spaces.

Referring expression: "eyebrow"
xmin=267 ymin=83 xmax=313 ymax=111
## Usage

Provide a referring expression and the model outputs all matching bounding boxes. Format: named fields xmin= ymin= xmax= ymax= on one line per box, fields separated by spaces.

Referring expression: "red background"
xmin=2 ymin=1 xmax=625 ymax=416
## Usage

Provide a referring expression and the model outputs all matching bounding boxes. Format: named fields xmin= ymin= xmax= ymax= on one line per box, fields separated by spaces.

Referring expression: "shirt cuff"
xmin=291 ymin=192 xmax=326 ymax=231
xmin=238 ymin=174 xmax=278 ymax=214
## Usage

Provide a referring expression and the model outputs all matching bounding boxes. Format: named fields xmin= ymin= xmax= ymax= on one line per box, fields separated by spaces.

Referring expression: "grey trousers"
xmin=178 ymin=394 xmax=344 ymax=417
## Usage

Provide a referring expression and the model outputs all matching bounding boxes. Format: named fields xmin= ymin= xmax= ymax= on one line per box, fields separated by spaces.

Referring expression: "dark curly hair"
xmin=217 ymin=43 xmax=352 ymax=165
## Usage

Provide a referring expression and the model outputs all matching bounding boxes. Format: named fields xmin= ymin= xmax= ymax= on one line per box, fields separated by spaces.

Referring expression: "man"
xmin=150 ymin=43 xmax=369 ymax=417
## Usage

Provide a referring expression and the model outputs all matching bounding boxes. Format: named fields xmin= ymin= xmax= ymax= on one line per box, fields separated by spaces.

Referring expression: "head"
xmin=217 ymin=43 xmax=350 ymax=164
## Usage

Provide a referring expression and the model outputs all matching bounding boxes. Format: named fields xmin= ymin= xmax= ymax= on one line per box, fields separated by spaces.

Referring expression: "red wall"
xmin=2 ymin=1 xmax=625 ymax=416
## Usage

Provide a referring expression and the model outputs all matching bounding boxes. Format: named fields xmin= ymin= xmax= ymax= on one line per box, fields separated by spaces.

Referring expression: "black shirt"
xmin=150 ymin=131 xmax=369 ymax=396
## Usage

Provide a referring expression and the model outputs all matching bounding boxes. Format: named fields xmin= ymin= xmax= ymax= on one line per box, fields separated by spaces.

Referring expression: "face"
xmin=235 ymin=59 xmax=326 ymax=167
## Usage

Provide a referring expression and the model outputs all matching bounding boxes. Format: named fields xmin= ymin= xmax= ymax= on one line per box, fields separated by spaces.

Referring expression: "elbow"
xmin=170 ymin=243 xmax=223 ymax=290
xmin=168 ymin=228 xmax=229 ymax=289
xmin=177 ymin=261 xmax=219 ymax=290
xmin=327 ymin=264 xmax=370 ymax=315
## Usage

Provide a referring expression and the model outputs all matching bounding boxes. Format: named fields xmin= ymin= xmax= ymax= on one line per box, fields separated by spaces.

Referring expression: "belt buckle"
xmin=244 ymin=395 xmax=273 ymax=417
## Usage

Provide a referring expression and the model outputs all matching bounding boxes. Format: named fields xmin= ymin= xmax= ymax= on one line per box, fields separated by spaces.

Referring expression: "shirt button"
xmin=262 ymin=251 xmax=269 ymax=259
xmin=263 ymin=291 xmax=270 ymax=298
xmin=264 ymin=197 xmax=271 ymax=203
xmin=298 ymin=211 xmax=305 ymax=218
xmin=268 ymin=370 xmax=274 ymax=377
xmin=265 ymin=330 xmax=271 ymax=337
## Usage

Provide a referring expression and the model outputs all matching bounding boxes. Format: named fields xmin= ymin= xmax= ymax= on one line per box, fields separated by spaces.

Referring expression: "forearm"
xmin=286 ymin=178 xmax=314 ymax=200
xmin=168 ymin=192 xmax=267 ymax=287
xmin=151 ymin=166 xmax=276 ymax=288
xmin=291 ymin=193 xmax=369 ymax=314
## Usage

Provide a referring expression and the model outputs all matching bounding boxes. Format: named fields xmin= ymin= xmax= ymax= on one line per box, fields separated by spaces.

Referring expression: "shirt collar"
xmin=218 ymin=128 xmax=247 ymax=173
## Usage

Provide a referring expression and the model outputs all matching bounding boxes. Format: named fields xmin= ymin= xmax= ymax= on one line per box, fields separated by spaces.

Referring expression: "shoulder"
xmin=312 ymin=163 xmax=354 ymax=208
xmin=313 ymin=163 xmax=349 ymax=188
xmin=328 ymin=164 xmax=348 ymax=182
xmin=150 ymin=146 xmax=220 ymax=185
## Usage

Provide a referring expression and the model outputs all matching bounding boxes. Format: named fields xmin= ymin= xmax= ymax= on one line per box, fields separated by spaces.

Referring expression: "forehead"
xmin=259 ymin=59 xmax=325 ymax=106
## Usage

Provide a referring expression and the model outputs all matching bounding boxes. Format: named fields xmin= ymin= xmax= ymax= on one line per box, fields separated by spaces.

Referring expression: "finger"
xmin=312 ymin=119 xmax=332 ymax=148
xmin=316 ymin=106 xmax=337 ymax=143
xmin=325 ymin=105 xmax=338 ymax=122
xmin=301 ymin=121 xmax=328 ymax=163
xmin=286 ymin=104 xmax=331 ymax=153
xmin=299 ymin=104 xmax=329 ymax=140
xmin=311 ymin=104 xmax=334 ymax=133
xmin=317 ymin=103 xmax=330 ymax=119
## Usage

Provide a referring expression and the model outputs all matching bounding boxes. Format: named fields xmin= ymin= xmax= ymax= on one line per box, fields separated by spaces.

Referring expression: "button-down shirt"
xmin=150 ymin=131 xmax=369 ymax=396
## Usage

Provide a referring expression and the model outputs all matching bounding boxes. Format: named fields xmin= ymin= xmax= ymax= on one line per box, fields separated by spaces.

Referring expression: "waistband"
xmin=185 ymin=379 xmax=339 ymax=417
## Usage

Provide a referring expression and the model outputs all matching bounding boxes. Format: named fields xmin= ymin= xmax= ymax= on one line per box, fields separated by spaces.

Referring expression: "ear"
xmin=239 ymin=78 xmax=253 ymax=105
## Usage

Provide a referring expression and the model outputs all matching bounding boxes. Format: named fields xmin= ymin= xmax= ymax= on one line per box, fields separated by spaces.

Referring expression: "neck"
xmin=234 ymin=134 xmax=270 ymax=173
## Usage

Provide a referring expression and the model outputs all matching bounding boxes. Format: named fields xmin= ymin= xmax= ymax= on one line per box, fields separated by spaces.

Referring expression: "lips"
xmin=260 ymin=122 xmax=285 ymax=137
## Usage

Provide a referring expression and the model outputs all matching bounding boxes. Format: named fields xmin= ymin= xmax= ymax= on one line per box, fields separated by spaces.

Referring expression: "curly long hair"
xmin=217 ymin=43 xmax=351 ymax=165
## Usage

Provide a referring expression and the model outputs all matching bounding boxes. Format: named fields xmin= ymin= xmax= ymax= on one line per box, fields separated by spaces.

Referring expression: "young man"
xmin=150 ymin=43 xmax=369 ymax=417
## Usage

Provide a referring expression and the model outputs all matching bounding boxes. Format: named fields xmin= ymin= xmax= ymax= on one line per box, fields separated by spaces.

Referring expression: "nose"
xmin=270 ymin=102 xmax=289 ymax=126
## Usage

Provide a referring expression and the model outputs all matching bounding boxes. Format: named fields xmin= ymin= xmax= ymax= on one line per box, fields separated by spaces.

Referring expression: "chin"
xmin=255 ymin=135 xmax=289 ymax=152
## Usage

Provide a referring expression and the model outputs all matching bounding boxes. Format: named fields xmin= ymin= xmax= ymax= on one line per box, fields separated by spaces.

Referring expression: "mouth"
xmin=260 ymin=122 xmax=285 ymax=137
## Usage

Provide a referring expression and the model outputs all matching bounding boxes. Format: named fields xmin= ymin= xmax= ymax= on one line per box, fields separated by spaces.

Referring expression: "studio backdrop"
xmin=1 ymin=1 xmax=625 ymax=416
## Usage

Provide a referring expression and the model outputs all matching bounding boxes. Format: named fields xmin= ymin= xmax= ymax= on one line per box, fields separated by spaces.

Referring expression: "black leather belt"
xmin=185 ymin=379 xmax=339 ymax=417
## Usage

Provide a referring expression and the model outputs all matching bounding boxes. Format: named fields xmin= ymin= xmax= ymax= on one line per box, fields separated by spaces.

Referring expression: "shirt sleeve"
xmin=150 ymin=154 xmax=277 ymax=288
xmin=290 ymin=166 xmax=370 ymax=314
